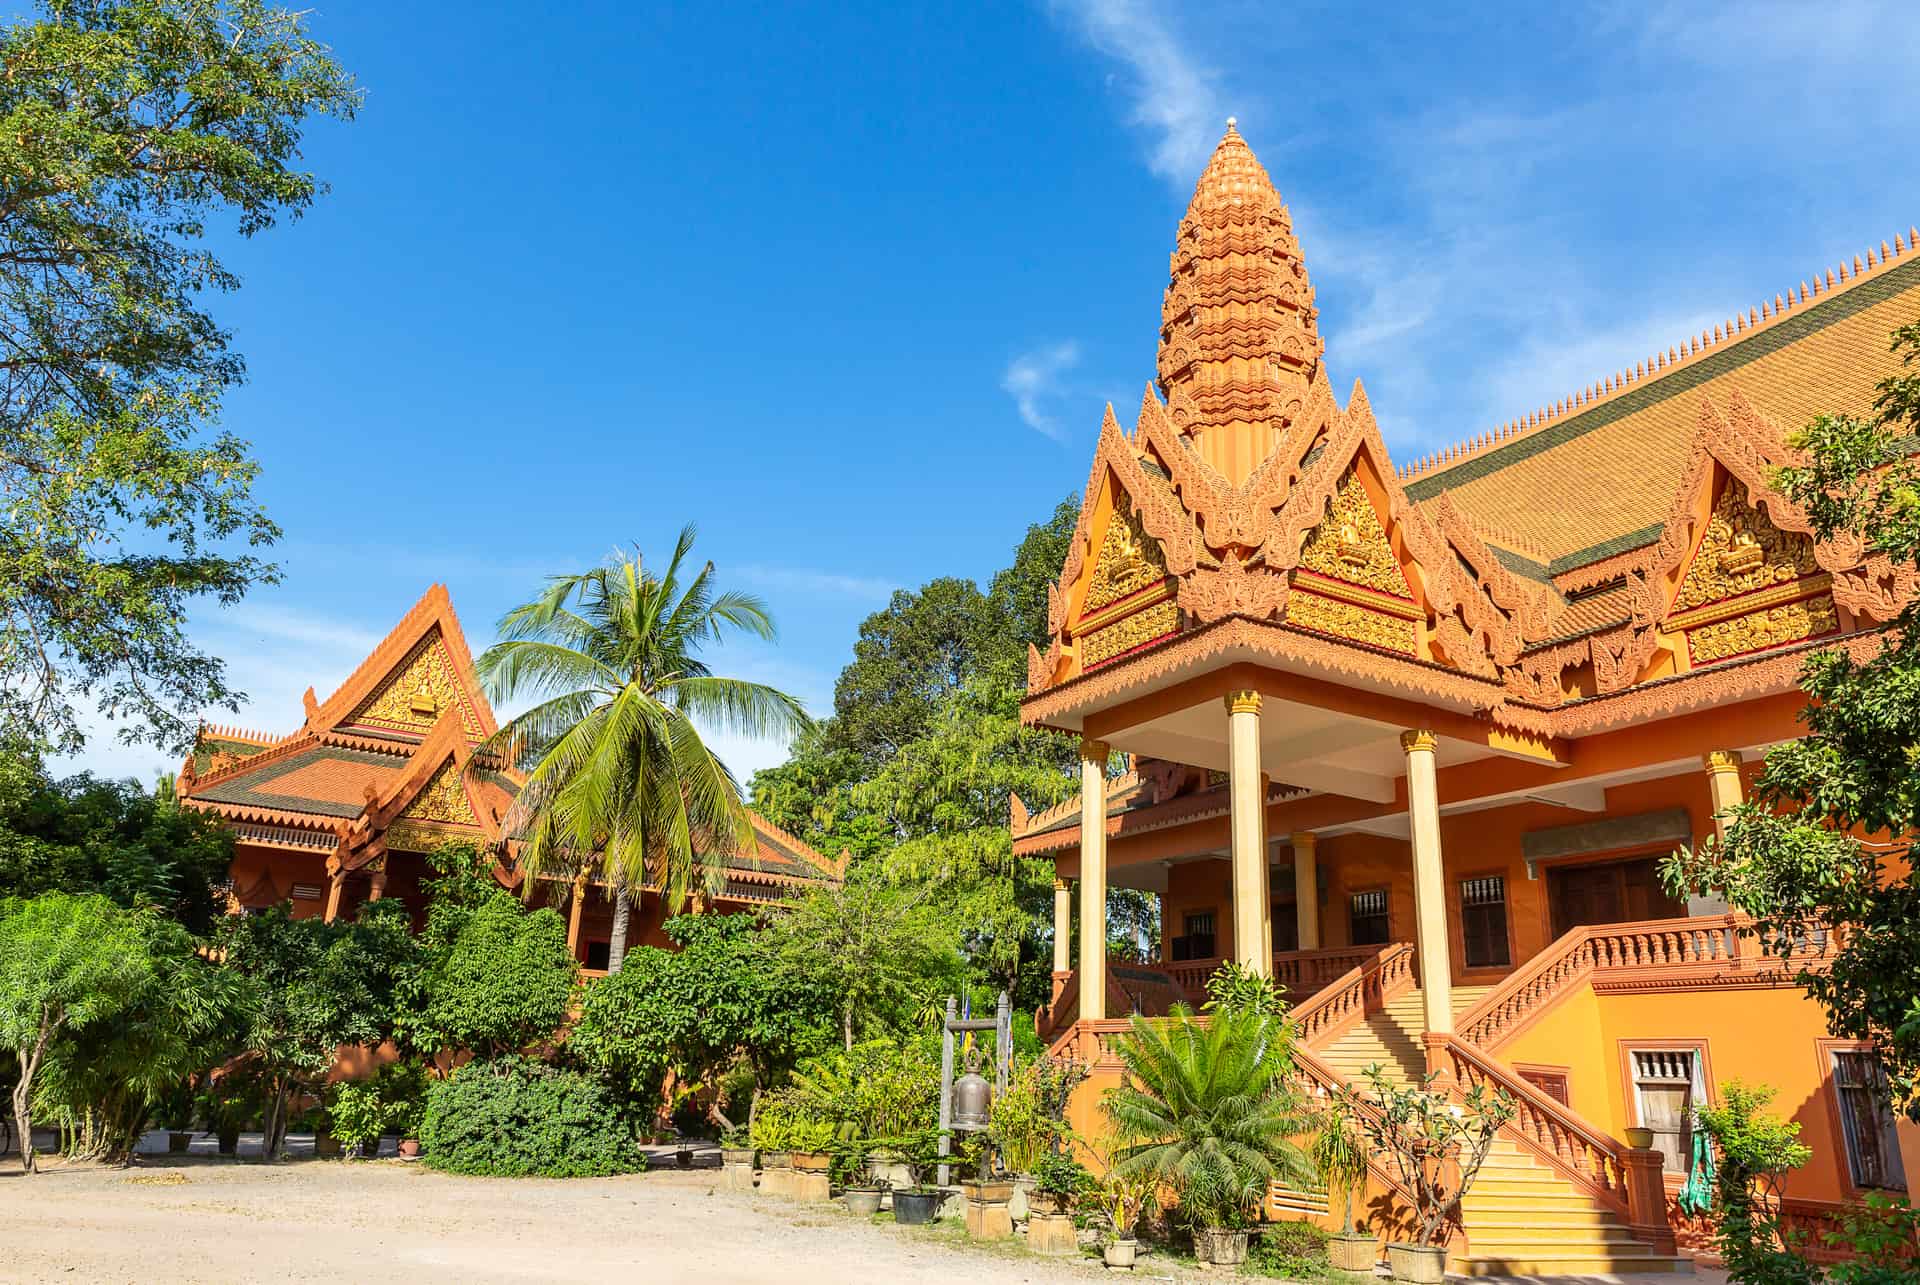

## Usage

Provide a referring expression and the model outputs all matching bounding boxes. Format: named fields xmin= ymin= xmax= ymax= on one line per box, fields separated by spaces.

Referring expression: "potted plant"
xmin=789 ymin=1113 xmax=836 ymax=1200
xmin=750 ymin=1100 xmax=796 ymax=1198
xmin=1340 ymin=1067 xmax=1516 ymax=1284
xmin=1026 ymin=1151 xmax=1091 ymax=1254
xmin=1624 ymin=1125 xmax=1656 ymax=1150
xmin=720 ymin=1125 xmax=755 ymax=1191
xmin=834 ymin=1137 xmax=887 ymax=1217
xmin=1312 ymin=1100 xmax=1377 ymax=1272
xmin=1097 ymin=1166 xmax=1154 ymax=1270
xmin=988 ymin=1054 xmax=1087 ymax=1224
xmin=885 ymin=1130 xmax=945 ymax=1226
xmin=1101 ymin=998 xmax=1317 ymax=1267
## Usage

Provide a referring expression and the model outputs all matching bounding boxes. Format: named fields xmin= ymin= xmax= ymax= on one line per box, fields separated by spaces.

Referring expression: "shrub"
xmin=420 ymin=1056 xmax=644 ymax=1177
xmin=1032 ymin=1150 xmax=1094 ymax=1205
xmin=327 ymin=1061 xmax=429 ymax=1151
xmin=1248 ymin=1219 xmax=1329 ymax=1278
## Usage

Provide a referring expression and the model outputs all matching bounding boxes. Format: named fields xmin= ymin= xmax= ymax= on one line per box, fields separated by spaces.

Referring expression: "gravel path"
xmin=0 ymin=1154 xmax=1115 ymax=1284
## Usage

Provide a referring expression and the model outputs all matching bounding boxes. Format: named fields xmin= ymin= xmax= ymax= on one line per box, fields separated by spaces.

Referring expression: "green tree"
xmin=757 ymin=870 xmax=965 ymax=1050
xmin=411 ymin=895 xmax=575 ymax=1062
xmin=568 ymin=913 xmax=834 ymax=1118
xmin=0 ymin=892 xmax=153 ymax=1170
xmin=987 ymin=496 xmax=1079 ymax=655
xmin=0 ymin=0 xmax=358 ymax=752
xmin=1695 ymin=1080 xmax=1817 ymax=1283
xmin=0 ymin=753 xmax=233 ymax=932
xmin=830 ymin=577 xmax=1007 ymax=764
xmin=33 ymin=912 xmax=251 ymax=1162
xmin=477 ymin=528 xmax=809 ymax=972
xmin=217 ymin=901 xmax=416 ymax=1159
xmin=1665 ymin=318 xmax=1920 ymax=1117
xmin=1102 ymin=1003 xmax=1317 ymax=1231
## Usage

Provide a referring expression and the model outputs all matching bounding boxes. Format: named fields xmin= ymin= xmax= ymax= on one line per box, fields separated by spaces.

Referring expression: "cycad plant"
xmin=478 ymin=527 xmax=809 ymax=971
xmin=1103 ymin=1002 xmax=1318 ymax=1233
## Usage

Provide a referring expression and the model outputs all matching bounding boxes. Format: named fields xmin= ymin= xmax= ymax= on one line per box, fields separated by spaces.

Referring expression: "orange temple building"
xmin=1021 ymin=121 xmax=1919 ymax=1274
xmin=176 ymin=584 xmax=842 ymax=972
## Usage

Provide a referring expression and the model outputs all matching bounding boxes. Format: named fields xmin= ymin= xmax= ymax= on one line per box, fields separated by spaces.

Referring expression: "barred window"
xmin=1349 ymin=889 xmax=1389 ymax=946
xmin=1833 ymin=1051 xmax=1908 ymax=1191
xmin=1632 ymin=1050 xmax=1696 ymax=1173
xmin=1460 ymin=875 xmax=1511 ymax=968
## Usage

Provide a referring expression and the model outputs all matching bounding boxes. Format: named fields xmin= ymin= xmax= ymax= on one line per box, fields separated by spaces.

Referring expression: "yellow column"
xmin=1704 ymin=750 xmax=1744 ymax=838
xmin=1052 ymin=878 xmax=1072 ymax=974
xmin=1402 ymin=730 xmax=1454 ymax=1036
xmin=1291 ymin=832 xmax=1320 ymax=950
xmin=1078 ymin=739 xmax=1109 ymax=1021
xmin=1227 ymin=690 xmax=1269 ymax=975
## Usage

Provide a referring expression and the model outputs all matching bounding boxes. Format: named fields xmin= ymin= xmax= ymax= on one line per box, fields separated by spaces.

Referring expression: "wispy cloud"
xmin=1046 ymin=0 xmax=1227 ymax=185
xmin=1002 ymin=340 xmax=1082 ymax=439
xmin=735 ymin=564 xmax=897 ymax=600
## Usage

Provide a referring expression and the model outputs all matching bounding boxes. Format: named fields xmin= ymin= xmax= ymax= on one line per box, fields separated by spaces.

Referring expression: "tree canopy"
xmin=0 ymin=0 xmax=358 ymax=752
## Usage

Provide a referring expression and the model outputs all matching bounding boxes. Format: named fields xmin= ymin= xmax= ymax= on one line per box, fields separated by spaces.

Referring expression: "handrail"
xmin=1291 ymin=1040 xmax=1427 ymax=1218
xmin=1455 ymin=912 xmax=1832 ymax=1051
xmin=1288 ymin=942 xmax=1417 ymax=1051
xmin=1436 ymin=1034 xmax=1633 ymax=1216
xmin=1164 ymin=945 xmax=1384 ymax=1003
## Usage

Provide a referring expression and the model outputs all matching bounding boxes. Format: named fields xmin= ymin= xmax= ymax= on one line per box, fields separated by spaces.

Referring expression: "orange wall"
xmin=1500 ymin=982 xmax=1901 ymax=1205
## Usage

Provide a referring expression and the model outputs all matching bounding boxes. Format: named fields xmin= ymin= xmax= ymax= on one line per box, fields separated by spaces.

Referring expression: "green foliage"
xmin=1339 ymin=1066 xmax=1515 ymax=1248
xmin=746 ymin=1089 xmax=833 ymax=1153
xmin=398 ymin=875 xmax=576 ymax=1061
xmin=0 ymin=755 xmax=235 ymax=933
xmin=1247 ymin=1220 xmax=1331 ymax=1279
xmin=1103 ymin=1004 xmax=1317 ymax=1231
xmin=756 ymin=869 xmax=965 ymax=1049
xmin=34 ymin=911 xmax=252 ymax=1162
xmin=216 ymin=901 xmax=418 ymax=1157
xmin=1202 ymin=960 xmax=1287 ymax=1018
xmin=419 ymin=1055 xmax=644 ymax=1178
xmin=1308 ymin=1100 xmax=1368 ymax=1234
xmin=988 ymin=1053 xmax=1086 ymax=1174
xmin=477 ymin=530 xmax=809 ymax=969
xmin=1665 ymin=317 xmax=1920 ymax=1117
xmin=786 ymin=1037 xmax=941 ymax=1143
xmin=1694 ymin=1080 xmax=1816 ymax=1281
xmin=0 ymin=0 xmax=359 ymax=752
xmin=0 ymin=892 xmax=158 ymax=1169
xmin=1032 ymin=1150 xmax=1094 ymax=1203
xmin=1825 ymin=1194 xmax=1920 ymax=1284
xmin=326 ymin=1061 xmax=428 ymax=1150
xmin=567 ymin=912 xmax=833 ymax=1113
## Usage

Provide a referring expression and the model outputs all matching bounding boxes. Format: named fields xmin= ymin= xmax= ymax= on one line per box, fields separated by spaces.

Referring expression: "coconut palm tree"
xmin=1102 ymin=1003 xmax=1318 ymax=1236
xmin=477 ymin=527 xmax=809 ymax=972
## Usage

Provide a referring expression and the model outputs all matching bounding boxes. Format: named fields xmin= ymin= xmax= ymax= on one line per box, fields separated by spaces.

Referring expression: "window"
xmin=1171 ymin=910 xmax=1215 ymax=961
xmin=1520 ymin=1067 xmax=1571 ymax=1107
xmin=1833 ymin=1051 xmax=1909 ymax=1191
xmin=1460 ymin=875 xmax=1511 ymax=968
xmin=584 ymin=939 xmax=611 ymax=972
xmin=1349 ymin=890 xmax=1389 ymax=946
xmin=1632 ymin=1049 xmax=1697 ymax=1173
xmin=1271 ymin=894 xmax=1299 ymax=954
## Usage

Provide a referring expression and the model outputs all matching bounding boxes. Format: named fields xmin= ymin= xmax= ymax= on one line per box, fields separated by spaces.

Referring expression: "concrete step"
xmin=1459 ymin=1254 xmax=1693 ymax=1277
xmin=1468 ymin=1227 xmax=1647 ymax=1246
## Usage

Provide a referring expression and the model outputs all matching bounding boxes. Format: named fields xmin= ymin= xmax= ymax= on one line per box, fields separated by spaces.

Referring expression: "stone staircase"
xmin=1300 ymin=983 xmax=1690 ymax=1277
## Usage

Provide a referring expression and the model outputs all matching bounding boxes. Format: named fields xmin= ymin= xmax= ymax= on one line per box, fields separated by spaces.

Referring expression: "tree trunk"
xmin=608 ymin=889 xmax=632 ymax=974
xmin=261 ymin=1081 xmax=291 ymax=1164
xmin=14 ymin=1013 xmax=53 ymax=1174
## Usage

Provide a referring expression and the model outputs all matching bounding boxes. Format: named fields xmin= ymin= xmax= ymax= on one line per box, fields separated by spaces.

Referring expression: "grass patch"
xmin=127 ymin=1172 xmax=190 ymax=1186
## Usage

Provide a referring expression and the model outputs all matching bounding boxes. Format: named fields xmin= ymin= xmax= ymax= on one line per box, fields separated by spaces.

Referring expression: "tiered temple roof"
xmin=1020 ymin=121 xmax=1920 ymax=814
xmin=180 ymin=585 xmax=842 ymax=902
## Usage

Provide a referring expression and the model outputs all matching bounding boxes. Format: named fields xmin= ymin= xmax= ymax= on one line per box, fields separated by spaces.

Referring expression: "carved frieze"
xmin=1084 ymin=494 xmax=1169 ymax=613
xmin=1687 ymin=592 xmax=1838 ymax=665
xmin=1298 ymin=469 xmax=1412 ymax=599
xmin=1081 ymin=597 xmax=1180 ymax=668
xmin=399 ymin=759 xmax=479 ymax=826
xmin=1674 ymin=476 xmax=1819 ymax=613
xmin=1287 ymin=588 xmax=1418 ymax=655
xmin=345 ymin=630 xmax=481 ymax=739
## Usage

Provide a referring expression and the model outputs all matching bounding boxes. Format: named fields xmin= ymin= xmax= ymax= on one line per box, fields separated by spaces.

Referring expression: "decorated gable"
xmin=1668 ymin=474 xmax=1836 ymax=664
xmin=1287 ymin=466 xmax=1420 ymax=654
xmin=1074 ymin=491 xmax=1180 ymax=669
xmin=340 ymin=628 xmax=485 ymax=742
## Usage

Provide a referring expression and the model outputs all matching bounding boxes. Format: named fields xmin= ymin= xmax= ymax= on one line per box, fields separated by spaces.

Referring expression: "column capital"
xmin=1224 ymin=689 xmax=1263 ymax=715
xmin=1703 ymin=749 xmax=1742 ymax=774
xmin=1052 ymin=877 xmax=1070 ymax=892
xmin=1399 ymin=728 xmax=1438 ymax=754
xmin=1079 ymin=737 xmax=1110 ymax=763
xmin=1289 ymin=830 xmax=1317 ymax=852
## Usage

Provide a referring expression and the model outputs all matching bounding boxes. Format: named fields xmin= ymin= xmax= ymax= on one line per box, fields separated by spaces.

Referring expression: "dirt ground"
xmin=0 ymin=1148 xmax=1726 ymax=1285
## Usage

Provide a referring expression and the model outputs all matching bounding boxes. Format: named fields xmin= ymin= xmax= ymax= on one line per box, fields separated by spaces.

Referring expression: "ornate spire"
xmin=1156 ymin=120 xmax=1324 ymax=484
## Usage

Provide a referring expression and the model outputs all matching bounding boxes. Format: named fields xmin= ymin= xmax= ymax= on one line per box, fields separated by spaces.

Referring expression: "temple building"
xmin=1022 ymin=121 xmax=1918 ymax=1274
xmin=177 ymin=584 xmax=842 ymax=971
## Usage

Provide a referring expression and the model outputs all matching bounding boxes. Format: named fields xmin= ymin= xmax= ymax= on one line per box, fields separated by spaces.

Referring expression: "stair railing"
xmin=1288 ymin=941 xmax=1417 ymax=1051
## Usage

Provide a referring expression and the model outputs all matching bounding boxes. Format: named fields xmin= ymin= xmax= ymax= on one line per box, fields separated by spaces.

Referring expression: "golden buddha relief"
xmin=1299 ymin=470 xmax=1412 ymax=599
xmin=1083 ymin=493 xmax=1168 ymax=613
xmin=347 ymin=631 xmax=481 ymax=738
xmin=1674 ymin=476 xmax=1819 ymax=612
xmin=399 ymin=759 xmax=479 ymax=826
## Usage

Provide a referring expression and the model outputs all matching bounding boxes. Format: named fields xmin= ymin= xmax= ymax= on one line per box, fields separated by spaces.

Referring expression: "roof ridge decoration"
xmin=1158 ymin=121 xmax=1325 ymax=485
xmin=745 ymin=809 xmax=847 ymax=883
xmin=1398 ymin=226 xmax=1920 ymax=486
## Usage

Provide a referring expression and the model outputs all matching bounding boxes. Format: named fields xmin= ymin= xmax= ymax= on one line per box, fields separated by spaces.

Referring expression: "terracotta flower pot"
xmin=397 ymin=1139 xmax=421 ymax=1159
xmin=792 ymin=1150 xmax=830 ymax=1173
xmin=1387 ymin=1242 xmax=1446 ymax=1284
xmin=1103 ymin=1238 xmax=1138 ymax=1269
xmin=314 ymin=1132 xmax=343 ymax=1159
xmin=1193 ymin=1227 xmax=1248 ymax=1265
xmin=844 ymin=1186 xmax=884 ymax=1216
xmin=1327 ymin=1231 xmax=1377 ymax=1272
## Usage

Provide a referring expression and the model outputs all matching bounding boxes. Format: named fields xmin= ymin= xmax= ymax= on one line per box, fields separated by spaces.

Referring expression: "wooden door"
xmin=1549 ymin=863 xmax=1623 ymax=937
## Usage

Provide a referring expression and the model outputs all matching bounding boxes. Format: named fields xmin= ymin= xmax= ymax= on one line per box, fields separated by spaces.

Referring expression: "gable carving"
xmin=1084 ymin=493 xmax=1168 ymax=613
xmin=398 ymin=758 xmax=479 ymax=826
xmin=1673 ymin=476 xmax=1820 ymax=614
xmin=1298 ymin=468 xmax=1412 ymax=599
xmin=344 ymin=630 xmax=482 ymax=740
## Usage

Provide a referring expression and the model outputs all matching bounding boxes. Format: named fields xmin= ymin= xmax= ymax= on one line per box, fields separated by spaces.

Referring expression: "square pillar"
xmin=1078 ymin=739 xmax=1109 ymax=1021
xmin=1052 ymin=877 xmax=1072 ymax=974
xmin=323 ymin=865 xmax=346 ymax=924
xmin=1291 ymin=832 xmax=1320 ymax=951
xmin=1226 ymin=691 xmax=1269 ymax=975
xmin=1402 ymin=730 xmax=1453 ymax=1037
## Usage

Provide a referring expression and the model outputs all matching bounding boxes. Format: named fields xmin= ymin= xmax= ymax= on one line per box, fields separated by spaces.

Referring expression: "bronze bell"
xmin=951 ymin=1069 xmax=991 ymax=1131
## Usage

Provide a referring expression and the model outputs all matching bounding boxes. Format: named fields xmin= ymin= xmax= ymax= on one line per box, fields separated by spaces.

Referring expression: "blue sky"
xmin=65 ymin=0 xmax=1920 ymax=784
